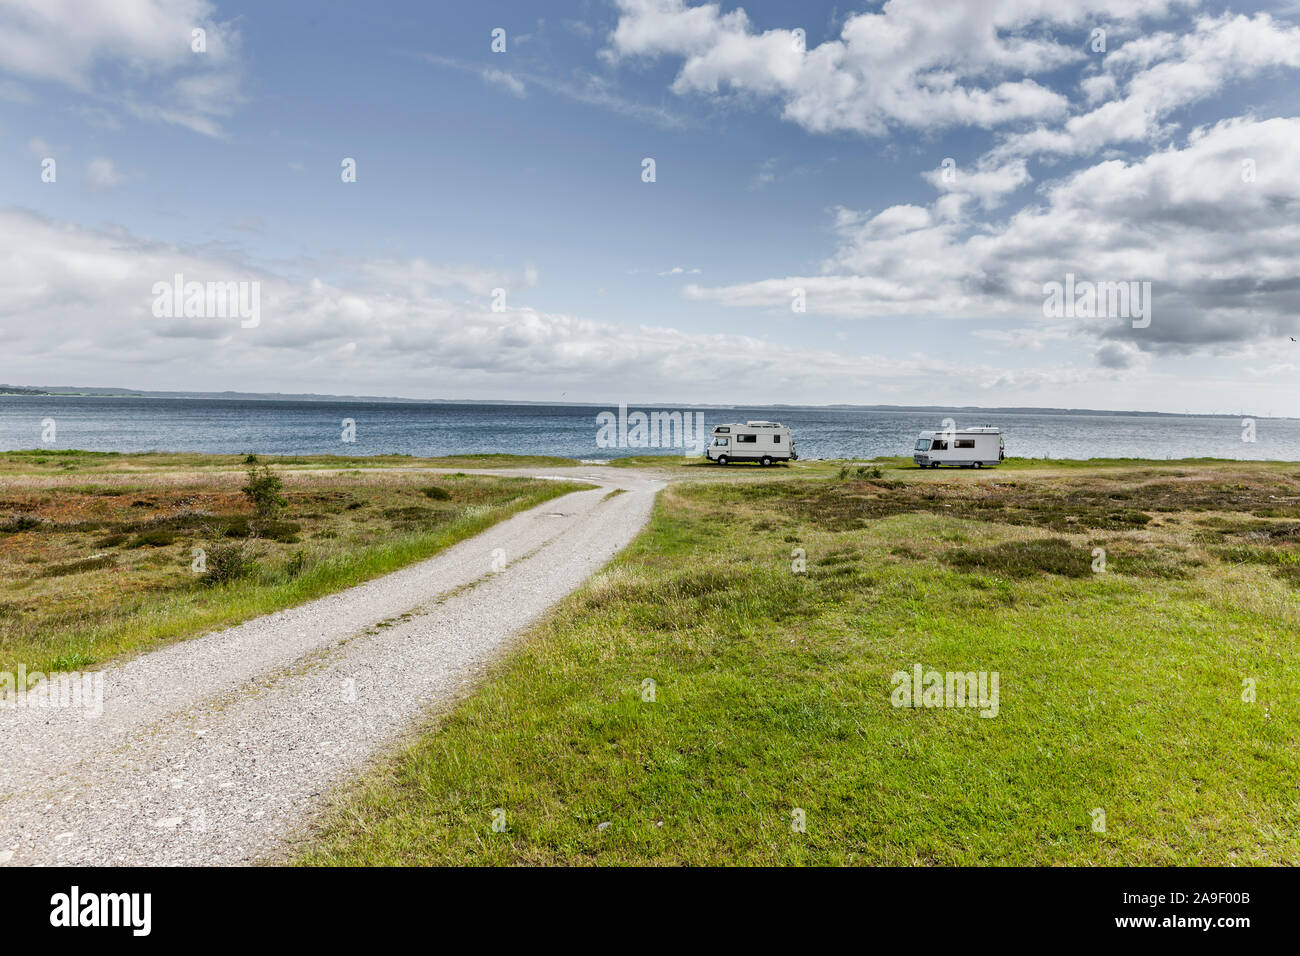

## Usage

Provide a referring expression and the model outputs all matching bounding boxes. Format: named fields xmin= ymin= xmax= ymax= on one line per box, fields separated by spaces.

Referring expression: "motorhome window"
xmin=954 ymin=439 xmax=975 ymax=449
xmin=931 ymin=439 xmax=948 ymax=450
xmin=736 ymin=434 xmax=756 ymax=443
xmin=716 ymin=427 xmax=730 ymax=433
xmin=773 ymin=435 xmax=782 ymax=443
xmin=915 ymin=439 xmax=930 ymax=451
xmin=712 ymin=437 xmax=729 ymax=446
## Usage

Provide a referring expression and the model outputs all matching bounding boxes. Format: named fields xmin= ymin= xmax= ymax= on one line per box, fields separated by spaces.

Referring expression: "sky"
xmin=1 ymin=0 xmax=1299 ymax=414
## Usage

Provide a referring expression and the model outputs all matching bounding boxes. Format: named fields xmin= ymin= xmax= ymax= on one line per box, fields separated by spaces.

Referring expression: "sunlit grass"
xmin=300 ymin=462 xmax=1300 ymax=866
xmin=0 ymin=449 xmax=579 ymax=477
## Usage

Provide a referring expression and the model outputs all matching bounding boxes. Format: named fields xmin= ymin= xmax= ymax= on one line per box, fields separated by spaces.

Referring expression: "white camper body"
xmin=707 ymin=421 xmax=797 ymax=465
xmin=913 ymin=426 xmax=1004 ymax=468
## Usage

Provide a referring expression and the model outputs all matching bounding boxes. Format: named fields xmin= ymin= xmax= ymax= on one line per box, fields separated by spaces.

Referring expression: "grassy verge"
xmin=300 ymin=462 xmax=1300 ymax=865
xmin=0 ymin=455 xmax=590 ymax=673
xmin=0 ymin=449 xmax=578 ymax=477
xmin=609 ymin=453 xmax=1300 ymax=475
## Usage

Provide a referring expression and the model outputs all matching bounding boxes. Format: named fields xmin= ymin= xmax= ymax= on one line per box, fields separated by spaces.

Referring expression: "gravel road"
xmin=0 ymin=467 xmax=664 ymax=865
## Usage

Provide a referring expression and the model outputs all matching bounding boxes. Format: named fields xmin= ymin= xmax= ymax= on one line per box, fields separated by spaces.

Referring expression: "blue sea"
xmin=1 ymin=396 xmax=1297 ymax=461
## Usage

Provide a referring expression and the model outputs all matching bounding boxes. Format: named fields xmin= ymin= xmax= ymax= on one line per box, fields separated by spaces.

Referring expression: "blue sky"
xmin=3 ymin=0 xmax=1300 ymax=414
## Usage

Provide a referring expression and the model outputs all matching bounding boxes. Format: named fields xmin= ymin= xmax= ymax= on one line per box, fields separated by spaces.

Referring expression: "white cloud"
xmin=685 ymin=116 xmax=1300 ymax=357
xmin=482 ymin=69 xmax=526 ymax=97
xmin=0 ymin=0 xmax=242 ymax=135
xmin=421 ymin=53 xmax=686 ymax=128
xmin=0 ymin=206 xmax=1143 ymax=404
xmin=353 ymin=259 xmax=523 ymax=299
xmin=86 ymin=156 xmax=123 ymax=190
xmin=995 ymin=13 xmax=1300 ymax=160
xmin=603 ymin=0 xmax=1191 ymax=136
xmin=922 ymin=157 xmax=1031 ymax=210
xmin=1095 ymin=339 xmax=1146 ymax=368
xmin=972 ymin=324 xmax=1073 ymax=352
xmin=748 ymin=168 xmax=776 ymax=191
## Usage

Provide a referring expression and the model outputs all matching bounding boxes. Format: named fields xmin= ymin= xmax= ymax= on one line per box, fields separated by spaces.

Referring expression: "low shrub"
xmin=203 ymin=539 xmax=259 ymax=585
xmin=243 ymin=464 xmax=286 ymax=517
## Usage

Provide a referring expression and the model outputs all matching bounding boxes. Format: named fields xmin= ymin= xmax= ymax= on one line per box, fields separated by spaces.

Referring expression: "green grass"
xmin=0 ymin=449 xmax=578 ymax=476
xmin=606 ymin=454 xmax=718 ymax=468
xmin=300 ymin=462 xmax=1300 ymax=865
xmin=0 ymin=459 xmax=590 ymax=674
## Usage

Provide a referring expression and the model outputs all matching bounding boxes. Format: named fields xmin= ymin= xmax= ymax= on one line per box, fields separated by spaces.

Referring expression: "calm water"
xmin=1 ymin=396 xmax=1297 ymax=461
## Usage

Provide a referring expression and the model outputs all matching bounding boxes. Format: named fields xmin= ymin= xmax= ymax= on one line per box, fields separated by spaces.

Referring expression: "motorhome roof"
xmin=918 ymin=427 xmax=1000 ymax=437
xmin=713 ymin=421 xmax=786 ymax=431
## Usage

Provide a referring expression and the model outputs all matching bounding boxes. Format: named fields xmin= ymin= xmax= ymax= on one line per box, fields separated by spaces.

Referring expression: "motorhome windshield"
xmin=712 ymin=437 xmax=729 ymax=446
xmin=915 ymin=439 xmax=931 ymax=451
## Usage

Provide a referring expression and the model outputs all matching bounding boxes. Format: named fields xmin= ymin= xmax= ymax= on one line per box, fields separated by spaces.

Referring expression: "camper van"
xmin=913 ymin=426 xmax=1004 ymax=468
xmin=707 ymin=421 xmax=797 ymax=466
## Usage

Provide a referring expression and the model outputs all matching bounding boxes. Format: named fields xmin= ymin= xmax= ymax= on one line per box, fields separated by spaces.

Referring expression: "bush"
xmin=420 ymin=485 xmax=452 ymax=501
xmin=837 ymin=465 xmax=884 ymax=480
xmin=282 ymin=550 xmax=308 ymax=579
xmin=127 ymin=529 xmax=178 ymax=548
xmin=243 ymin=464 xmax=286 ymax=517
xmin=260 ymin=520 xmax=302 ymax=543
xmin=203 ymin=539 xmax=259 ymax=585
xmin=40 ymin=555 xmax=117 ymax=577
xmin=943 ymin=538 xmax=1091 ymax=578
xmin=1 ymin=514 xmax=44 ymax=533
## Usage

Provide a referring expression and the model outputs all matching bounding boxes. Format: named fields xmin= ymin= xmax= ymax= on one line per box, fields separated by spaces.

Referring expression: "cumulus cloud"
xmin=994 ymin=13 xmax=1300 ymax=160
xmin=0 ymin=0 xmax=242 ymax=135
xmin=922 ymin=157 xmax=1032 ymax=210
xmin=603 ymin=0 xmax=1193 ymax=136
xmin=1095 ymin=340 xmax=1145 ymax=368
xmin=603 ymin=3 xmax=1300 ymax=203
xmin=684 ymin=116 xmax=1300 ymax=353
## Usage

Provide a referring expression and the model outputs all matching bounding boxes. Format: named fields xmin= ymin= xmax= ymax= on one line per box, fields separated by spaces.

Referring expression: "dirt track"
xmin=0 ymin=467 xmax=662 ymax=865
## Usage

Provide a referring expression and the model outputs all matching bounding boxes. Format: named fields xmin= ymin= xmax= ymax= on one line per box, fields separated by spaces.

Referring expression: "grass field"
xmin=300 ymin=460 xmax=1300 ymax=865
xmin=0 ymin=451 xmax=589 ymax=674
xmin=0 ymin=448 xmax=578 ymax=477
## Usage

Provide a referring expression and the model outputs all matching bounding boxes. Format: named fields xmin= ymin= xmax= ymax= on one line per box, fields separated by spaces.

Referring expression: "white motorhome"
xmin=707 ymin=421 xmax=797 ymax=466
xmin=913 ymin=426 xmax=1004 ymax=468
